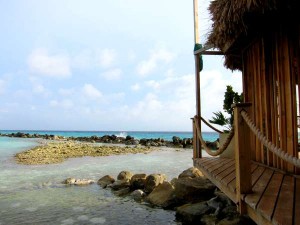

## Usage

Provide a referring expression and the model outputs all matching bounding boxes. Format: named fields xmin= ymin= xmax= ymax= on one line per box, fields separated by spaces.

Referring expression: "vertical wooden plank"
xmin=282 ymin=33 xmax=296 ymax=173
xmin=252 ymin=44 xmax=262 ymax=164
xmin=294 ymin=178 xmax=300 ymax=225
xmin=234 ymin=103 xmax=252 ymax=214
xmin=272 ymin=175 xmax=294 ymax=225
xmin=272 ymin=34 xmax=280 ymax=169
xmin=263 ymin=34 xmax=274 ymax=167
xmin=194 ymin=54 xmax=202 ymax=158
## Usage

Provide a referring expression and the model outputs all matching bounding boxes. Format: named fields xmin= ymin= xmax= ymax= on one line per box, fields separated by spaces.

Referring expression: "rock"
xmin=63 ymin=178 xmax=95 ymax=185
xmin=97 ymin=175 xmax=115 ymax=188
xmin=63 ymin=178 xmax=76 ymax=184
xmin=218 ymin=206 xmax=239 ymax=220
xmin=144 ymin=174 xmax=167 ymax=193
xmin=117 ymin=171 xmax=133 ymax=180
xmin=131 ymin=189 xmax=146 ymax=201
xmin=214 ymin=189 xmax=235 ymax=207
xmin=176 ymin=202 xmax=214 ymax=224
xmin=172 ymin=136 xmax=181 ymax=145
xmin=217 ymin=216 xmax=256 ymax=225
xmin=113 ymin=187 xmax=131 ymax=196
xmin=178 ymin=167 xmax=204 ymax=179
xmin=74 ymin=179 xmax=95 ymax=185
xmin=146 ymin=181 xmax=176 ymax=208
xmin=130 ymin=174 xmax=147 ymax=190
xmin=207 ymin=196 xmax=224 ymax=210
xmin=174 ymin=177 xmax=216 ymax=203
xmin=201 ymin=215 xmax=218 ymax=225
xmin=108 ymin=179 xmax=130 ymax=190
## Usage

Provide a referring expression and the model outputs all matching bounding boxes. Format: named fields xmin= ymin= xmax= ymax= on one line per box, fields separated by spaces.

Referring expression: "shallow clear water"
xmin=0 ymin=137 xmax=205 ymax=225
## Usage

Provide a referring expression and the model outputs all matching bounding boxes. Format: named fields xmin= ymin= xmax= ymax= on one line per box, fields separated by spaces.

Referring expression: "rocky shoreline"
xmin=15 ymin=141 xmax=155 ymax=165
xmin=62 ymin=167 xmax=256 ymax=225
xmin=1 ymin=132 xmax=219 ymax=149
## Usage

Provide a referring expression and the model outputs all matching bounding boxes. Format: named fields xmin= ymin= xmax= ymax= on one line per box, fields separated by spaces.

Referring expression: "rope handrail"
xmin=194 ymin=116 xmax=234 ymax=156
xmin=200 ymin=116 xmax=223 ymax=134
xmin=240 ymin=110 xmax=300 ymax=168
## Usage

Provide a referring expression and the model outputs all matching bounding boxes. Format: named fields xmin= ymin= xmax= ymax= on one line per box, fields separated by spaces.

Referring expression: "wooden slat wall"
xmin=242 ymin=26 xmax=299 ymax=173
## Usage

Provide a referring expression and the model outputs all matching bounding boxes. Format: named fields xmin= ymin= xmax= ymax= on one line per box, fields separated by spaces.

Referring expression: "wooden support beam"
xmin=233 ymin=103 xmax=252 ymax=214
xmin=195 ymin=54 xmax=202 ymax=158
xmin=193 ymin=0 xmax=199 ymax=44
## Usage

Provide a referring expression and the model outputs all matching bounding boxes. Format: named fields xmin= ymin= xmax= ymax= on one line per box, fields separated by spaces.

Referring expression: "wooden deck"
xmin=194 ymin=157 xmax=300 ymax=225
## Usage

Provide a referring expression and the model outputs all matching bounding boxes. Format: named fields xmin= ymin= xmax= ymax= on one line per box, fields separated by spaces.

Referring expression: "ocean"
xmin=0 ymin=130 xmax=218 ymax=142
xmin=0 ymin=131 xmax=217 ymax=225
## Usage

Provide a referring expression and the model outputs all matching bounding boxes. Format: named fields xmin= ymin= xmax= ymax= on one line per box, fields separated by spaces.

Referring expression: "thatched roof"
xmin=207 ymin=0 xmax=300 ymax=70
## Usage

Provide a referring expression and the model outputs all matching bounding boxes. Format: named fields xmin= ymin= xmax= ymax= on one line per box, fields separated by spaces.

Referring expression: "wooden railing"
xmin=197 ymin=103 xmax=300 ymax=213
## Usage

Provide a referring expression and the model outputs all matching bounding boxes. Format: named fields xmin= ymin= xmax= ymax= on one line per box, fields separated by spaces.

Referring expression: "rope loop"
xmin=240 ymin=111 xmax=300 ymax=168
xmin=194 ymin=116 xmax=234 ymax=156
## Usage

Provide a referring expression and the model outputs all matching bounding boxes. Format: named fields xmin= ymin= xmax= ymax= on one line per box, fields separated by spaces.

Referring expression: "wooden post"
xmin=193 ymin=0 xmax=199 ymax=44
xmin=233 ymin=103 xmax=252 ymax=214
xmin=195 ymin=54 xmax=202 ymax=158
xmin=193 ymin=0 xmax=201 ymax=158
xmin=192 ymin=118 xmax=197 ymax=159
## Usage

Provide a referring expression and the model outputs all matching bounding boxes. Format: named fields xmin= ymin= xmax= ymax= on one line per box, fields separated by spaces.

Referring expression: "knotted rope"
xmin=240 ymin=110 xmax=300 ymax=168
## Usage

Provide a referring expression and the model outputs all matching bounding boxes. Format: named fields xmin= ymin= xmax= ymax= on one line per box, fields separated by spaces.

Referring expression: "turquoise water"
xmin=0 ymin=133 xmax=214 ymax=225
xmin=0 ymin=130 xmax=218 ymax=142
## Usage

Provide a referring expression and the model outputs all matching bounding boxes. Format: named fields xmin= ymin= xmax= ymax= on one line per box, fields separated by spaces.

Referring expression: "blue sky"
xmin=0 ymin=0 xmax=242 ymax=131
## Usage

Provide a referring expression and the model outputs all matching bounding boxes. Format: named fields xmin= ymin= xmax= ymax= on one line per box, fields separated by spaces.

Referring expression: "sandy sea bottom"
xmin=0 ymin=137 xmax=201 ymax=225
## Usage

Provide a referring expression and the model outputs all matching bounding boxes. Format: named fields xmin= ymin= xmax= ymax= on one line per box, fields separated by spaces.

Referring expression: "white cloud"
xmin=98 ymin=49 xmax=116 ymax=68
xmin=28 ymin=48 xmax=71 ymax=78
xmin=82 ymin=84 xmax=103 ymax=99
xmin=136 ymin=48 xmax=175 ymax=76
xmin=100 ymin=68 xmax=122 ymax=81
xmin=131 ymin=83 xmax=141 ymax=91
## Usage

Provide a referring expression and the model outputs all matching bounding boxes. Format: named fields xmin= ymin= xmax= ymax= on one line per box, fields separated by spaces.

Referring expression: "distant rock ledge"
xmin=0 ymin=132 xmax=219 ymax=149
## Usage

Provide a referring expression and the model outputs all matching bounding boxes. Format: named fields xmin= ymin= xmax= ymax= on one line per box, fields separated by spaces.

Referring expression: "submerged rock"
xmin=63 ymin=178 xmax=95 ymax=185
xmin=97 ymin=175 xmax=115 ymax=188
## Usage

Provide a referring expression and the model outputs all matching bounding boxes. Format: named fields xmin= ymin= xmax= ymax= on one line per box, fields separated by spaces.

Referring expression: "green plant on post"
xmin=209 ymin=85 xmax=243 ymax=132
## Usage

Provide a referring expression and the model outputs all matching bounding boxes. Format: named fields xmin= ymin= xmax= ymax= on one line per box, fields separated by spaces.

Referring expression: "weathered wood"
xmin=207 ymin=158 xmax=232 ymax=173
xmin=212 ymin=159 xmax=235 ymax=177
xmin=233 ymin=103 xmax=252 ymax=213
xmin=272 ymin=175 xmax=294 ymax=225
xmin=192 ymin=119 xmax=197 ymax=159
xmin=257 ymin=172 xmax=283 ymax=221
xmin=194 ymin=53 xmax=201 ymax=158
xmin=251 ymin=166 xmax=265 ymax=186
xmin=295 ymin=178 xmax=300 ymax=225
xmin=193 ymin=0 xmax=199 ymax=44
xmin=244 ymin=168 xmax=273 ymax=209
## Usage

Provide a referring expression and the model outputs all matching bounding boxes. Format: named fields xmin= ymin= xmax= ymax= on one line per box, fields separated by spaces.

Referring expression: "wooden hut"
xmin=192 ymin=1 xmax=300 ymax=224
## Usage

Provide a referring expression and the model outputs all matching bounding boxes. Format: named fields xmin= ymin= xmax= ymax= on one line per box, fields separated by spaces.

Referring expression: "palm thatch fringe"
xmin=207 ymin=0 xmax=299 ymax=70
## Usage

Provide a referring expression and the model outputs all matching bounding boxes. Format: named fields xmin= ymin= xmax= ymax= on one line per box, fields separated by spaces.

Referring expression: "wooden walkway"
xmin=194 ymin=157 xmax=300 ymax=225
